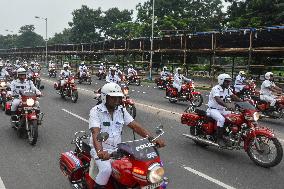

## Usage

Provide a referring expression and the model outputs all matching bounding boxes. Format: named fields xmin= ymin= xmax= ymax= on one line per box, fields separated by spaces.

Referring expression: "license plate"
xmin=141 ymin=182 xmax=162 ymax=189
xmin=24 ymin=107 xmax=33 ymax=110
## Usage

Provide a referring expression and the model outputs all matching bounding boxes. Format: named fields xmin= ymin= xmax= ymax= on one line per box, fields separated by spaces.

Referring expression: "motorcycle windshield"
xmin=118 ymin=138 xmax=159 ymax=161
xmin=235 ymin=101 xmax=256 ymax=110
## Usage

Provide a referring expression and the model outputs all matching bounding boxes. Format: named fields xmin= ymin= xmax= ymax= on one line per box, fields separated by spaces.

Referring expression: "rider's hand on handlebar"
xmin=153 ymin=138 xmax=166 ymax=148
xmin=97 ymin=150 xmax=110 ymax=160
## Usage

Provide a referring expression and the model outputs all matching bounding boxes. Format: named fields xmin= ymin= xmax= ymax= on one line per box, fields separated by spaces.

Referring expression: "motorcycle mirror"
xmin=40 ymin=85 xmax=44 ymax=90
xmin=155 ymin=125 xmax=163 ymax=135
xmin=97 ymin=132 xmax=109 ymax=142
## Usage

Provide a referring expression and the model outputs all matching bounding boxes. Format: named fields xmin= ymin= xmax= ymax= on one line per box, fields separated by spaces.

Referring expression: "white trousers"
xmin=79 ymin=71 xmax=85 ymax=77
xmin=11 ymin=98 xmax=39 ymax=111
xmin=234 ymin=84 xmax=245 ymax=92
xmin=90 ymin=148 xmax=112 ymax=185
xmin=60 ymin=79 xmax=67 ymax=86
xmin=206 ymin=108 xmax=231 ymax=127
xmin=260 ymin=94 xmax=276 ymax=106
xmin=173 ymin=83 xmax=181 ymax=92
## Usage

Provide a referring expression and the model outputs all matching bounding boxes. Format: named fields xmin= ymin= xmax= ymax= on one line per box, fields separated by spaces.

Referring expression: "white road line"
xmin=0 ymin=177 xmax=6 ymax=189
xmin=62 ymin=109 xmax=89 ymax=123
xmin=184 ymin=167 xmax=236 ymax=189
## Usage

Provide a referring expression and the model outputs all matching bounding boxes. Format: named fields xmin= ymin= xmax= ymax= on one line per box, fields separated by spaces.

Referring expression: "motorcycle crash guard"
xmin=59 ymin=151 xmax=84 ymax=183
xmin=244 ymin=127 xmax=275 ymax=151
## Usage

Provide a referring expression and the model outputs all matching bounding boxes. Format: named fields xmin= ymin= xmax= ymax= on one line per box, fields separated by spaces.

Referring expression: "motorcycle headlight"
xmin=26 ymin=98 xmax=35 ymax=106
xmin=147 ymin=164 xmax=165 ymax=184
xmin=0 ymin=82 xmax=6 ymax=87
xmin=253 ymin=112 xmax=260 ymax=122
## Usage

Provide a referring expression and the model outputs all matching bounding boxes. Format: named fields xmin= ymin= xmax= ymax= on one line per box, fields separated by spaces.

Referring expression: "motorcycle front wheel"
xmin=135 ymin=79 xmax=141 ymax=86
xmin=71 ymin=90 xmax=79 ymax=103
xmin=192 ymin=94 xmax=203 ymax=107
xmin=247 ymin=135 xmax=283 ymax=168
xmin=28 ymin=120 xmax=38 ymax=145
xmin=126 ymin=104 xmax=136 ymax=119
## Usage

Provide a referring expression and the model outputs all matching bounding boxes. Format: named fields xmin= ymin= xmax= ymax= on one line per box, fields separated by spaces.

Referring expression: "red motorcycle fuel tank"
xmin=181 ymin=113 xmax=200 ymax=126
xmin=59 ymin=151 xmax=84 ymax=183
xmin=224 ymin=113 xmax=244 ymax=125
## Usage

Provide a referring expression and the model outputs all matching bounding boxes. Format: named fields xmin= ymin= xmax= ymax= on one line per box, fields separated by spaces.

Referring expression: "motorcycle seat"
xmin=195 ymin=109 xmax=206 ymax=116
xmin=82 ymin=141 xmax=91 ymax=154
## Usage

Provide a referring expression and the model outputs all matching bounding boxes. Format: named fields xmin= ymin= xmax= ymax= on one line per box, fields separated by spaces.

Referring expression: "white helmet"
xmin=239 ymin=71 xmax=245 ymax=75
xmin=100 ymin=63 xmax=104 ymax=66
xmin=0 ymin=62 xmax=3 ymax=67
xmin=110 ymin=66 xmax=117 ymax=71
xmin=63 ymin=64 xmax=69 ymax=69
xmin=101 ymin=83 xmax=124 ymax=104
xmin=265 ymin=72 xmax=273 ymax=80
xmin=163 ymin=66 xmax=168 ymax=71
xmin=176 ymin=67 xmax=182 ymax=73
xmin=17 ymin=68 xmax=27 ymax=77
xmin=80 ymin=61 xmax=85 ymax=65
xmin=218 ymin=73 xmax=232 ymax=85
xmin=115 ymin=64 xmax=119 ymax=67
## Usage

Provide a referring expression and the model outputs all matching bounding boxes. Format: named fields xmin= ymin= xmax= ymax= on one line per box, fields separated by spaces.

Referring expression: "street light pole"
xmin=149 ymin=0 xmax=155 ymax=80
xmin=35 ymin=16 xmax=48 ymax=66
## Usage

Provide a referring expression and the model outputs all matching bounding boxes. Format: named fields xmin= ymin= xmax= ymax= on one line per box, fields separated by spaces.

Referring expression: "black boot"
xmin=94 ymin=183 xmax=106 ymax=189
xmin=216 ymin=127 xmax=227 ymax=147
xmin=11 ymin=111 xmax=18 ymax=121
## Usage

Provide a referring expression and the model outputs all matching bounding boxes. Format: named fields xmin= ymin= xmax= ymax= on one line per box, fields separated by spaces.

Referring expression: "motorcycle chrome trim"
xmin=182 ymin=134 xmax=220 ymax=147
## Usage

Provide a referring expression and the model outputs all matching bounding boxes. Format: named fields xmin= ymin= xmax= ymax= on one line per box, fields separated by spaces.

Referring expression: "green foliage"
xmin=48 ymin=28 xmax=72 ymax=45
xmin=226 ymin=0 xmax=284 ymax=28
xmin=16 ymin=25 xmax=45 ymax=48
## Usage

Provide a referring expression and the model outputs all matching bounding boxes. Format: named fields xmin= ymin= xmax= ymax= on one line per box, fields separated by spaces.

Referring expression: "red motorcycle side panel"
xmin=181 ymin=113 xmax=199 ymax=126
xmin=224 ymin=113 xmax=244 ymax=125
xmin=202 ymin=122 xmax=215 ymax=135
xmin=5 ymin=102 xmax=11 ymax=110
xmin=59 ymin=151 xmax=84 ymax=183
xmin=27 ymin=112 xmax=37 ymax=120
xmin=111 ymin=157 xmax=136 ymax=186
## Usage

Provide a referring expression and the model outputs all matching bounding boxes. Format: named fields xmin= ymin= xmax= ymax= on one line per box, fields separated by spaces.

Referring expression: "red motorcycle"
xmin=48 ymin=67 xmax=57 ymax=78
xmin=30 ymin=69 xmax=42 ymax=89
xmin=54 ymin=76 xmax=79 ymax=103
xmin=253 ymin=94 xmax=284 ymax=119
xmin=127 ymin=74 xmax=141 ymax=86
xmin=77 ymin=69 xmax=92 ymax=85
xmin=234 ymin=80 xmax=259 ymax=102
xmin=165 ymin=81 xmax=203 ymax=107
xmin=59 ymin=128 xmax=168 ymax=189
xmin=0 ymin=76 xmax=9 ymax=111
xmin=181 ymin=102 xmax=283 ymax=168
xmin=155 ymin=74 xmax=174 ymax=89
xmin=10 ymin=91 xmax=44 ymax=145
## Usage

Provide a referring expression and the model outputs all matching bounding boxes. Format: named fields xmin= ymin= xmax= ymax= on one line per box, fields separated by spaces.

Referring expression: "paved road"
xmin=0 ymin=71 xmax=283 ymax=189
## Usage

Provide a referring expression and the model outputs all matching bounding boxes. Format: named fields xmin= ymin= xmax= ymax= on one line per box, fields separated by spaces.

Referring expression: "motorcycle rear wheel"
xmin=190 ymin=126 xmax=209 ymax=147
xmin=28 ymin=120 xmax=38 ymax=145
xmin=71 ymin=91 xmax=79 ymax=103
xmin=247 ymin=135 xmax=283 ymax=168
xmin=135 ymin=79 xmax=141 ymax=86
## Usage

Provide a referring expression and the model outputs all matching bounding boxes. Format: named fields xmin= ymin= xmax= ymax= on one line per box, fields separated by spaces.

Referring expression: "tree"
xmin=48 ymin=28 xmax=72 ymax=45
xmin=136 ymin=0 xmax=225 ymax=36
xmin=16 ymin=25 xmax=45 ymax=48
xmin=226 ymin=0 xmax=284 ymax=28
xmin=0 ymin=34 xmax=17 ymax=49
xmin=68 ymin=5 xmax=103 ymax=43
xmin=101 ymin=8 xmax=133 ymax=38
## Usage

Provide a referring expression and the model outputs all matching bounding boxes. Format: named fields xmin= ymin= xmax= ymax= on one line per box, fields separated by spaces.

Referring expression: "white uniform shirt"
xmin=0 ymin=68 xmax=9 ymax=77
xmin=260 ymin=80 xmax=275 ymax=96
xmin=208 ymin=85 xmax=233 ymax=110
xmin=128 ymin=68 xmax=137 ymax=75
xmin=173 ymin=73 xmax=191 ymax=86
xmin=99 ymin=65 xmax=105 ymax=71
xmin=106 ymin=74 xmax=121 ymax=84
xmin=89 ymin=104 xmax=134 ymax=152
xmin=160 ymin=71 xmax=170 ymax=77
xmin=49 ymin=63 xmax=55 ymax=68
xmin=79 ymin=65 xmax=87 ymax=72
xmin=10 ymin=79 xmax=41 ymax=96
xmin=60 ymin=70 xmax=72 ymax=78
xmin=234 ymin=75 xmax=246 ymax=85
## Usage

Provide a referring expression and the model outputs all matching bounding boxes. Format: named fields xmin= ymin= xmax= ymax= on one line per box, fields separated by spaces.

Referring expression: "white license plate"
xmin=24 ymin=107 xmax=33 ymax=110
xmin=141 ymin=182 xmax=162 ymax=189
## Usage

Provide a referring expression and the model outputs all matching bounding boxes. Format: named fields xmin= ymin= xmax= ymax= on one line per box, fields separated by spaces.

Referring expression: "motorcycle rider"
xmin=10 ymin=68 xmax=41 ymax=119
xmin=260 ymin=72 xmax=284 ymax=110
xmin=89 ymin=82 xmax=165 ymax=189
xmin=173 ymin=67 xmax=191 ymax=96
xmin=115 ymin=64 xmax=123 ymax=78
xmin=106 ymin=67 xmax=121 ymax=84
xmin=127 ymin=64 xmax=137 ymax=81
xmin=234 ymin=71 xmax=248 ymax=94
xmin=0 ymin=61 xmax=10 ymax=78
xmin=59 ymin=64 xmax=72 ymax=92
xmin=98 ymin=63 xmax=105 ymax=74
xmin=206 ymin=73 xmax=242 ymax=146
xmin=79 ymin=62 xmax=88 ymax=79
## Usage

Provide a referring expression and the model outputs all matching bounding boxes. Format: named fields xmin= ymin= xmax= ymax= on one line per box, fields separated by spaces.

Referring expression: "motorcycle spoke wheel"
xmin=28 ymin=120 xmax=38 ymax=145
xmin=71 ymin=91 xmax=78 ymax=103
xmin=189 ymin=126 xmax=208 ymax=147
xmin=247 ymin=135 xmax=283 ymax=168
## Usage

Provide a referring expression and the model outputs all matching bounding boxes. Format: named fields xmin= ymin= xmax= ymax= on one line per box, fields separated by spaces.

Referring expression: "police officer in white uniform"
xmin=106 ymin=67 xmax=121 ymax=84
xmin=260 ymin=72 xmax=283 ymax=110
xmin=89 ymin=83 xmax=165 ymax=188
xmin=206 ymin=73 xmax=242 ymax=146
xmin=127 ymin=64 xmax=137 ymax=80
xmin=10 ymin=68 xmax=41 ymax=115
xmin=172 ymin=67 xmax=191 ymax=96
xmin=0 ymin=61 xmax=9 ymax=78
xmin=99 ymin=63 xmax=105 ymax=74
xmin=59 ymin=64 xmax=72 ymax=89
xmin=79 ymin=62 xmax=88 ymax=78
xmin=234 ymin=71 xmax=247 ymax=93
xmin=115 ymin=64 xmax=123 ymax=77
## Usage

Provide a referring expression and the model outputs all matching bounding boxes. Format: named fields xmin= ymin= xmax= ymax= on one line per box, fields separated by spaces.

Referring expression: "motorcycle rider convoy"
xmin=0 ymin=58 xmax=284 ymax=188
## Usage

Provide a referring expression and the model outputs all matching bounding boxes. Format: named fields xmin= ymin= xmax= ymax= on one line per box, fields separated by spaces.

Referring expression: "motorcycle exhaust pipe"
xmin=182 ymin=134 xmax=220 ymax=147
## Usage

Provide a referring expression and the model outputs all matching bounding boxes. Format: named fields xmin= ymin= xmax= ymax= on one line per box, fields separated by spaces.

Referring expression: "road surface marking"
xmin=62 ymin=109 xmax=89 ymax=123
xmin=184 ymin=167 xmax=236 ymax=189
xmin=0 ymin=177 xmax=6 ymax=189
